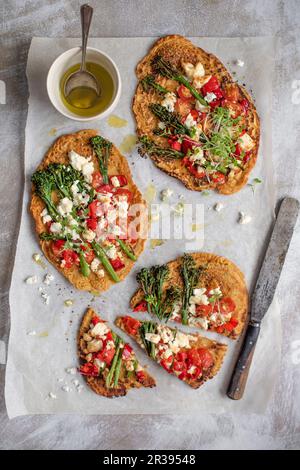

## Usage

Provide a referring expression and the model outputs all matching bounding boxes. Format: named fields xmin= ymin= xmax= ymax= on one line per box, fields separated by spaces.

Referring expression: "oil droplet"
xmin=119 ymin=134 xmax=137 ymax=154
xmin=144 ymin=183 xmax=156 ymax=203
xmin=220 ymin=239 xmax=233 ymax=247
xmin=32 ymin=253 xmax=46 ymax=269
xmin=191 ymin=223 xmax=201 ymax=232
xmin=90 ymin=290 xmax=100 ymax=297
xmin=64 ymin=299 xmax=74 ymax=307
xmin=48 ymin=128 xmax=57 ymax=137
xmin=107 ymin=115 xmax=128 ymax=128
xmin=150 ymin=239 xmax=164 ymax=249
xmin=37 ymin=331 xmax=49 ymax=338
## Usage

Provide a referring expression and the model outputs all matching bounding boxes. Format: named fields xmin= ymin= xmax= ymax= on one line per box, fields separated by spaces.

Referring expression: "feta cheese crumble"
xmin=238 ymin=211 xmax=252 ymax=225
xmin=44 ymin=273 xmax=54 ymax=285
xmin=214 ymin=202 xmax=225 ymax=212
xmin=161 ymin=92 xmax=177 ymax=112
xmin=25 ymin=275 xmax=38 ymax=285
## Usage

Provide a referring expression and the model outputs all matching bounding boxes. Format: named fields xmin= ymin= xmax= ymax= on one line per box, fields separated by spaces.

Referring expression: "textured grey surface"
xmin=0 ymin=0 xmax=300 ymax=450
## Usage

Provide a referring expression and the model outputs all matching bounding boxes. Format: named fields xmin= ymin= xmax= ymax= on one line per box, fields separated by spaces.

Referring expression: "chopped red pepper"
xmin=79 ymin=362 xmax=99 ymax=377
xmin=136 ymin=370 xmax=146 ymax=382
xmin=201 ymin=76 xmax=220 ymax=94
xmin=110 ymin=257 xmax=125 ymax=271
xmin=133 ymin=300 xmax=148 ymax=312
xmin=61 ymin=250 xmax=80 ymax=268
xmin=86 ymin=217 xmax=97 ymax=231
xmin=109 ymin=175 xmax=128 ymax=187
xmin=91 ymin=316 xmax=101 ymax=325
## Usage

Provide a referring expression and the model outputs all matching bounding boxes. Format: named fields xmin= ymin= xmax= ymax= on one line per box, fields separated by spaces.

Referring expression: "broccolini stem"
xmin=116 ymin=238 xmax=137 ymax=261
xmin=151 ymin=55 xmax=208 ymax=106
xmin=141 ymin=75 xmax=169 ymax=95
xmin=91 ymin=241 xmax=120 ymax=283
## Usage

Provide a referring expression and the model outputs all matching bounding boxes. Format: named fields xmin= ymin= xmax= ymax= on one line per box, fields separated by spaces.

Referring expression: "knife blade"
xmin=227 ymin=197 xmax=299 ymax=400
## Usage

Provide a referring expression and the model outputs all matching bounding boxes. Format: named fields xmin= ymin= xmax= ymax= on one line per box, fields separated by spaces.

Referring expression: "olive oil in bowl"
xmin=60 ymin=62 xmax=114 ymax=117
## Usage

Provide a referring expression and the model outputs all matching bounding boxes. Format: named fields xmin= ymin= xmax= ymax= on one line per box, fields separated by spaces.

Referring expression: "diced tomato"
xmin=234 ymin=144 xmax=242 ymax=157
xmin=197 ymin=348 xmax=214 ymax=369
xmin=122 ymin=316 xmax=141 ymax=336
xmin=240 ymin=98 xmax=249 ymax=114
xmin=181 ymin=136 xmax=202 ymax=155
xmin=61 ymin=250 xmax=80 ymax=268
xmin=175 ymin=98 xmax=193 ymax=117
xmin=209 ymin=99 xmax=221 ymax=108
xmin=189 ymin=109 xmax=199 ymax=121
xmin=91 ymin=171 xmax=103 ymax=190
xmin=211 ymin=172 xmax=226 ymax=184
xmin=86 ymin=217 xmax=97 ymax=231
xmin=97 ymin=184 xmax=114 ymax=194
xmin=222 ymin=99 xmax=243 ymax=118
xmin=109 ymin=175 xmax=128 ymax=187
xmin=196 ymin=304 xmax=213 ymax=317
xmin=224 ymin=317 xmax=239 ymax=332
xmin=187 ymin=366 xmax=202 ymax=380
xmin=79 ymin=362 xmax=99 ymax=377
xmin=224 ymin=322 xmax=235 ymax=332
xmin=97 ymin=347 xmax=115 ymax=366
xmin=110 ymin=257 xmax=125 ymax=271
xmin=168 ymin=138 xmax=182 ymax=152
xmin=133 ymin=300 xmax=148 ymax=312
xmin=91 ymin=316 xmax=101 ymax=325
xmin=88 ymin=200 xmax=98 ymax=218
xmin=80 ymin=244 xmax=95 ymax=264
xmin=178 ymin=370 xmax=187 ymax=381
xmin=172 ymin=360 xmax=185 ymax=372
xmin=122 ymin=343 xmax=133 ymax=359
xmin=136 ymin=370 xmax=146 ymax=382
xmin=51 ymin=239 xmax=65 ymax=257
xmin=187 ymin=349 xmax=202 ymax=368
xmin=105 ymin=331 xmax=113 ymax=341
xmin=177 ymin=85 xmax=193 ymax=101
xmin=161 ymin=359 xmax=173 ymax=373
xmin=189 ymin=165 xmax=206 ymax=179
xmin=216 ymin=325 xmax=225 ymax=334
xmin=176 ymin=351 xmax=188 ymax=362
xmin=202 ymin=76 xmax=220 ymax=94
xmin=219 ymin=297 xmax=236 ymax=314
xmin=85 ymin=249 xmax=95 ymax=264
xmin=213 ymin=88 xmax=224 ymax=99
xmin=223 ymin=83 xmax=241 ymax=103
xmin=114 ymin=188 xmax=133 ymax=203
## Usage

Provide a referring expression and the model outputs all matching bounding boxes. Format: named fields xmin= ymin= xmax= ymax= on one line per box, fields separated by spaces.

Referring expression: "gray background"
xmin=0 ymin=0 xmax=300 ymax=450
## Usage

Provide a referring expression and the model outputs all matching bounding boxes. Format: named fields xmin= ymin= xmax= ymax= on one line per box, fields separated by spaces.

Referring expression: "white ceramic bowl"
xmin=47 ymin=47 xmax=121 ymax=121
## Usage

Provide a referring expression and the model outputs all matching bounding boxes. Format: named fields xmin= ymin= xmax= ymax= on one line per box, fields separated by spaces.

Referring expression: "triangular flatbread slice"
xmin=78 ymin=308 xmax=156 ymax=397
xmin=130 ymin=252 xmax=248 ymax=339
xmin=115 ymin=316 xmax=227 ymax=389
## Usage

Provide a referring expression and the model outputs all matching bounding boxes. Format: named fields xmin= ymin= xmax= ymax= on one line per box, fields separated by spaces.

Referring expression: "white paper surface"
xmin=5 ymin=37 xmax=279 ymax=418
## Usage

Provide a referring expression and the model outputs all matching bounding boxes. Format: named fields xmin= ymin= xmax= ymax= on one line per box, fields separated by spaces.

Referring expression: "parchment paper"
xmin=5 ymin=37 xmax=278 ymax=418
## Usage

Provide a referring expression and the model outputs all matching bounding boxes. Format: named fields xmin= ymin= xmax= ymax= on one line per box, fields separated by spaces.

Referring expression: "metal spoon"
xmin=64 ymin=4 xmax=100 ymax=101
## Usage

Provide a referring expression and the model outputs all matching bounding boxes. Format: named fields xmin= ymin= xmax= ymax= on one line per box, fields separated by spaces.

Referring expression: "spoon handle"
xmin=80 ymin=4 xmax=93 ymax=72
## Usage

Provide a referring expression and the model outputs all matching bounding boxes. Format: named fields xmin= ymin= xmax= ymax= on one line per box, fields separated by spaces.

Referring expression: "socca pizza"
xmin=78 ymin=308 xmax=156 ymax=397
xmin=30 ymin=130 xmax=147 ymax=293
xmin=116 ymin=316 xmax=227 ymax=388
xmin=133 ymin=35 xmax=260 ymax=194
xmin=130 ymin=253 xmax=248 ymax=339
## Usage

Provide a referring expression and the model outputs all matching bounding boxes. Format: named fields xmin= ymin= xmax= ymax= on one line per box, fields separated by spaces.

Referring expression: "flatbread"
xmin=116 ymin=316 xmax=227 ymax=389
xmin=30 ymin=129 xmax=146 ymax=293
xmin=78 ymin=308 xmax=156 ymax=398
xmin=130 ymin=252 xmax=249 ymax=339
xmin=133 ymin=35 xmax=260 ymax=194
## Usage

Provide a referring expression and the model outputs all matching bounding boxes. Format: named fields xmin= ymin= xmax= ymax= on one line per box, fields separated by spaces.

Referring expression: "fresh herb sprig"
xmin=90 ymin=135 xmax=112 ymax=184
xmin=138 ymin=136 xmax=184 ymax=160
xmin=141 ymin=75 xmax=169 ymax=95
xmin=149 ymin=104 xmax=190 ymax=136
xmin=151 ymin=55 xmax=207 ymax=106
xmin=180 ymin=254 xmax=206 ymax=325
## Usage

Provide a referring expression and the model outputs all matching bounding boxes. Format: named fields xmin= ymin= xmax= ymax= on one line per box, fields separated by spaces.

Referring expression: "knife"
xmin=227 ymin=197 xmax=299 ymax=400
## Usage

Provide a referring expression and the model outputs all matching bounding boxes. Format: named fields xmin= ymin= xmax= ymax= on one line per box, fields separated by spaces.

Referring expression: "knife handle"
xmin=227 ymin=321 xmax=261 ymax=400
